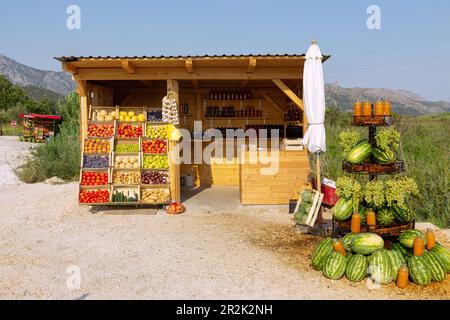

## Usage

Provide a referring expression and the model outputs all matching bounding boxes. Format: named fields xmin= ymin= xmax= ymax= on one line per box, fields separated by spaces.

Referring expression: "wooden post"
xmin=167 ymin=79 xmax=181 ymax=203
xmin=76 ymin=80 xmax=88 ymax=142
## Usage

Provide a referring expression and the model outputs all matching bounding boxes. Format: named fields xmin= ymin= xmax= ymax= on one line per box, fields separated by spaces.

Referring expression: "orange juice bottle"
xmin=351 ymin=213 xmax=361 ymax=234
xmin=374 ymin=100 xmax=384 ymax=116
xmin=383 ymin=100 xmax=392 ymax=116
xmin=332 ymin=239 xmax=347 ymax=256
xmin=353 ymin=101 xmax=362 ymax=116
xmin=362 ymin=102 xmax=372 ymax=116
xmin=413 ymin=237 xmax=424 ymax=256
xmin=426 ymin=229 xmax=436 ymax=250
xmin=366 ymin=209 xmax=376 ymax=227
xmin=396 ymin=264 xmax=409 ymax=288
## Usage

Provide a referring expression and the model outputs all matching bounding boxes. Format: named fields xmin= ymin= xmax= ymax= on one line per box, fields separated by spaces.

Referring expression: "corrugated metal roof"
xmin=55 ymin=53 xmax=314 ymax=62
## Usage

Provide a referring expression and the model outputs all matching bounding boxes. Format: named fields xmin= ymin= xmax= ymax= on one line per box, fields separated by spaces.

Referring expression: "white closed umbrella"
xmin=303 ymin=41 xmax=326 ymax=192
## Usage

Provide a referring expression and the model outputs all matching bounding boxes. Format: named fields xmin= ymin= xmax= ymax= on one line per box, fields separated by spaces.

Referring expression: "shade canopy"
xmin=302 ymin=43 xmax=326 ymax=153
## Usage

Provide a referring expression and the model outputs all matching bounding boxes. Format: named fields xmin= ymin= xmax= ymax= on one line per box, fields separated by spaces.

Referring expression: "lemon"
xmin=125 ymin=116 xmax=131 ymax=122
xmin=128 ymin=111 xmax=136 ymax=117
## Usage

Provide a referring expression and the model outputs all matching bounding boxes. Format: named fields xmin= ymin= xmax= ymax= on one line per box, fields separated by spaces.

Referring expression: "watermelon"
xmin=391 ymin=243 xmax=413 ymax=260
xmin=369 ymin=250 xmax=394 ymax=285
xmin=386 ymin=250 xmax=406 ymax=280
xmin=311 ymin=238 xmax=334 ymax=271
xmin=408 ymin=256 xmax=432 ymax=286
xmin=351 ymin=233 xmax=385 ymax=255
xmin=342 ymin=233 xmax=356 ymax=252
xmin=399 ymin=230 xmax=427 ymax=248
xmin=422 ymin=251 xmax=446 ymax=282
xmin=371 ymin=148 xmax=395 ymax=164
xmin=431 ymin=244 xmax=450 ymax=273
xmin=332 ymin=198 xmax=353 ymax=221
xmin=323 ymin=251 xmax=347 ymax=280
xmin=377 ymin=208 xmax=395 ymax=226
xmin=346 ymin=254 xmax=368 ymax=283
xmin=346 ymin=140 xmax=371 ymax=164
xmin=392 ymin=204 xmax=413 ymax=223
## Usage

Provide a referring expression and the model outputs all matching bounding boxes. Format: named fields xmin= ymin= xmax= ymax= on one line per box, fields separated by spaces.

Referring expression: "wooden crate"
xmin=78 ymin=185 xmax=111 ymax=206
xmin=140 ymin=185 xmax=171 ymax=205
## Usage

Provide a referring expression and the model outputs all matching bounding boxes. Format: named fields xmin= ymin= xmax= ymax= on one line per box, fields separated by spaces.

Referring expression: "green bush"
xmin=16 ymin=93 xmax=80 ymax=183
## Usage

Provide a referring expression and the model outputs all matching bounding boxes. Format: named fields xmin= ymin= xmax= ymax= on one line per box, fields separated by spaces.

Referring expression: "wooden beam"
xmin=73 ymin=67 xmax=302 ymax=81
xmin=75 ymin=80 xmax=88 ymax=142
xmin=185 ymin=58 xmax=194 ymax=73
xmin=121 ymin=60 xmax=136 ymax=74
xmin=247 ymin=57 xmax=257 ymax=73
xmin=272 ymin=79 xmax=304 ymax=111
xmin=261 ymin=93 xmax=285 ymax=113
xmin=63 ymin=62 xmax=78 ymax=75
xmin=167 ymin=80 xmax=181 ymax=203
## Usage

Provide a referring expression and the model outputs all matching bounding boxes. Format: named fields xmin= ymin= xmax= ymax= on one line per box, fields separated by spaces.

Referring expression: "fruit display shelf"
xmin=342 ymin=160 xmax=405 ymax=175
xmin=333 ymin=219 xmax=415 ymax=237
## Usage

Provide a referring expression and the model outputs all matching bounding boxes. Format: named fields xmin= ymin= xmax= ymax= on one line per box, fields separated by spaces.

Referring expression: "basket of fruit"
xmin=113 ymin=154 xmax=140 ymax=169
xmin=118 ymin=110 xmax=146 ymax=122
xmin=166 ymin=202 xmax=185 ymax=214
xmin=80 ymin=170 xmax=110 ymax=186
xmin=146 ymin=124 xmax=168 ymax=139
xmin=142 ymin=154 xmax=169 ymax=170
xmin=141 ymin=170 xmax=169 ymax=186
xmin=140 ymin=187 xmax=170 ymax=204
xmin=83 ymin=138 xmax=112 ymax=155
xmin=112 ymin=170 xmax=141 ymax=185
xmin=114 ymin=140 xmax=140 ymax=154
xmin=111 ymin=187 xmax=139 ymax=203
xmin=82 ymin=155 xmax=110 ymax=169
xmin=116 ymin=123 xmax=143 ymax=139
xmin=79 ymin=187 xmax=111 ymax=205
xmin=142 ymin=139 xmax=168 ymax=154
xmin=88 ymin=124 xmax=115 ymax=138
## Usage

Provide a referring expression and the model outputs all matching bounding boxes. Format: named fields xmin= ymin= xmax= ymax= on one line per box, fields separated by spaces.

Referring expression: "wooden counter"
xmin=239 ymin=150 xmax=309 ymax=205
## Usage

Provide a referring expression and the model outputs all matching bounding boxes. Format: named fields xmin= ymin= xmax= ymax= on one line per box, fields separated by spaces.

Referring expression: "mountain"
xmin=22 ymin=85 xmax=63 ymax=102
xmin=325 ymin=84 xmax=450 ymax=115
xmin=0 ymin=53 xmax=74 ymax=96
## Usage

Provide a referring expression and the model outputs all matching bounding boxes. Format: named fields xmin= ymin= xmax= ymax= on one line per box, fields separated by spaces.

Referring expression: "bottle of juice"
xmin=332 ymin=238 xmax=347 ymax=256
xmin=413 ymin=237 xmax=424 ymax=256
xmin=362 ymin=101 xmax=372 ymax=117
xmin=351 ymin=213 xmax=361 ymax=234
xmin=383 ymin=100 xmax=392 ymax=116
xmin=396 ymin=264 xmax=409 ymax=288
xmin=366 ymin=209 xmax=376 ymax=227
xmin=374 ymin=100 xmax=384 ymax=116
xmin=353 ymin=101 xmax=362 ymax=116
xmin=426 ymin=229 xmax=436 ymax=250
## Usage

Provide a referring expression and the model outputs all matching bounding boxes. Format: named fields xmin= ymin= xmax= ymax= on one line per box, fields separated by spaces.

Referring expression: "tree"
xmin=0 ymin=75 xmax=29 ymax=111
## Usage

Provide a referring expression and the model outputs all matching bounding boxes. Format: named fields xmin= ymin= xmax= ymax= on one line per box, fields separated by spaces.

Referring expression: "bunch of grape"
xmin=336 ymin=176 xmax=363 ymax=210
xmin=115 ymin=143 xmax=139 ymax=153
xmin=339 ymin=129 xmax=362 ymax=157
xmin=364 ymin=180 xmax=386 ymax=208
xmin=375 ymin=127 xmax=401 ymax=152
xmin=143 ymin=155 xmax=169 ymax=169
xmin=146 ymin=125 xmax=168 ymax=139
xmin=141 ymin=170 xmax=169 ymax=185
xmin=147 ymin=110 xmax=163 ymax=122
xmin=83 ymin=155 xmax=109 ymax=168
xmin=385 ymin=177 xmax=418 ymax=209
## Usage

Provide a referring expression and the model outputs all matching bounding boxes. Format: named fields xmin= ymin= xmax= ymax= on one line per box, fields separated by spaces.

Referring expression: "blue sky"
xmin=0 ymin=0 xmax=449 ymax=100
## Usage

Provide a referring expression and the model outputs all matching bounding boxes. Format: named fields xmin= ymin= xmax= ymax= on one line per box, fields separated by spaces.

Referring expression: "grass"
xmin=320 ymin=111 xmax=449 ymax=228
xmin=0 ymin=125 xmax=23 ymax=136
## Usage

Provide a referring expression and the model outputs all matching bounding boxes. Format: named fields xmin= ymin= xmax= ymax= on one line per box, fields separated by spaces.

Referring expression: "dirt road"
xmin=0 ymin=136 xmax=449 ymax=300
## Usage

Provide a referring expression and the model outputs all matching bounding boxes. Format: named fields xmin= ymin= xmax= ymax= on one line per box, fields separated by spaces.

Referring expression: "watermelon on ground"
xmin=408 ymin=256 xmax=432 ymax=286
xmin=323 ymin=251 xmax=347 ymax=280
xmin=311 ymin=238 xmax=334 ymax=271
xmin=368 ymin=249 xmax=394 ymax=285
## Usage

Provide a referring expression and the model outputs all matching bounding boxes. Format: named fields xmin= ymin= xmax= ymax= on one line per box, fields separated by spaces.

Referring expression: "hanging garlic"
xmin=162 ymin=91 xmax=179 ymax=125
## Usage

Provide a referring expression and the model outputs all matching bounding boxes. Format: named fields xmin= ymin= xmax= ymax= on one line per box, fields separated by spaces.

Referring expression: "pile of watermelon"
xmin=311 ymin=230 xmax=450 ymax=286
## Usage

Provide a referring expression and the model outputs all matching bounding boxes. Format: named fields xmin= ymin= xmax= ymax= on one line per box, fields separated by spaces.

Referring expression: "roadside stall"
xmin=57 ymin=53 xmax=330 ymax=206
xmin=18 ymin=113 xmax=62 ymax=143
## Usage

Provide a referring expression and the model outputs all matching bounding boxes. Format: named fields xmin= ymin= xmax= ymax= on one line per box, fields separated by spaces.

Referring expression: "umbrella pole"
xmin=316 ymin=152 xmax=323 ymax=225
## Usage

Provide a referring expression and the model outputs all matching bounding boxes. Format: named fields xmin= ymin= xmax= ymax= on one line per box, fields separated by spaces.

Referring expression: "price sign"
xmin=10 ymin=120 xmax=17 ymax=128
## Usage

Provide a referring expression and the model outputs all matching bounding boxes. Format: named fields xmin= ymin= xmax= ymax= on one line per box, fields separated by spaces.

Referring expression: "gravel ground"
xmin=0 ymin=136 xmax=449 ymax=300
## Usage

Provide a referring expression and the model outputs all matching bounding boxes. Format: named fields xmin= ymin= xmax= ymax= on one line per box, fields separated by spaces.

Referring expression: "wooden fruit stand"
xmin=19 ymin=113 xmax=62 ymax=143
xmin=57 ymin=54 xmax=330 ymax=206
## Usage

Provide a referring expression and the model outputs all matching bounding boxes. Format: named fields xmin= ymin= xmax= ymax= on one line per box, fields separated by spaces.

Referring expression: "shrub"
xmin=16 ymin=93 xmax=81 ymax=183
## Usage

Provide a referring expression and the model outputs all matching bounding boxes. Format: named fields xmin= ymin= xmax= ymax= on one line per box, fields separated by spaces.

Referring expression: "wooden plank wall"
xmin=86 ymin=83 xmax=114 ymax=107
xmin=240 ymin=150 xmax=310 ymax=205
